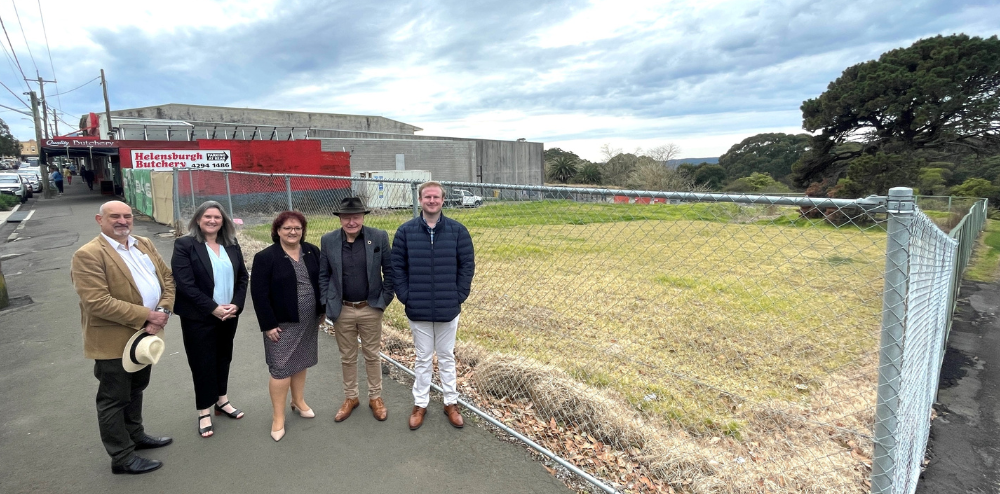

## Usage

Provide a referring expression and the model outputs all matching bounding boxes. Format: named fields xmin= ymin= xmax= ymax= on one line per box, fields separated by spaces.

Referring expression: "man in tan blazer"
xmin=71 ymin=200 xmax=175 ymax=475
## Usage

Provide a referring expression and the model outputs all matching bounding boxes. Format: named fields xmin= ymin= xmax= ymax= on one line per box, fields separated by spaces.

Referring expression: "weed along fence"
xmin=157 ymin=169 xmax=985 ymax=494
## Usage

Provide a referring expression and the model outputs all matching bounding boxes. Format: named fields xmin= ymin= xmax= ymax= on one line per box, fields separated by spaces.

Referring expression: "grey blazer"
xmin=318 ymin=225 xmax=395 ymax=321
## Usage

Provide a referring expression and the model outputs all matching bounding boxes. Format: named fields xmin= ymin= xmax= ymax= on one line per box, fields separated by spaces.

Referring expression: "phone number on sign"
xmin=187 ymin=163 xmax=231 ymax=169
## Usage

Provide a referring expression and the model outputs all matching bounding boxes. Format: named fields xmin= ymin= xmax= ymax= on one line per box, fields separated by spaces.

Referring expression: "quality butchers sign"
xmin=130 ymin=150 xmax=232 ymax=170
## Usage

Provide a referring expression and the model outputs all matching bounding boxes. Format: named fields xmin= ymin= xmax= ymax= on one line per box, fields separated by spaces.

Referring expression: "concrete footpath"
xmin=916 ymin=279 xmax=1000 ymax=494
xmin=0 ymin=182 xmax=571 ymax=493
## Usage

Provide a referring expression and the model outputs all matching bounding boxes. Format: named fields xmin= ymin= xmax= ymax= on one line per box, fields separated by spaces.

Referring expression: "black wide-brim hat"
xmin=334 ymin=196 xmax=371 ymax=215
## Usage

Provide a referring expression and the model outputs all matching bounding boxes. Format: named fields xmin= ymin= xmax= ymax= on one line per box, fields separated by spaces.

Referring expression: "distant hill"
xmin=667 ymin=157 xmax=719 ymax=167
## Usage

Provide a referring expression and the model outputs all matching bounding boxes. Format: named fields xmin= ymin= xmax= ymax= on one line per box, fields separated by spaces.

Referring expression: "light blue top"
xmin=207 ymin=244 xmax=234 ymax=306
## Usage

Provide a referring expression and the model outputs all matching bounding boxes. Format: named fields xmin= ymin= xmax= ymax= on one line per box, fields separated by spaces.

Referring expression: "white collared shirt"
xmin=101 ymin=232 xmax=162 ymax=310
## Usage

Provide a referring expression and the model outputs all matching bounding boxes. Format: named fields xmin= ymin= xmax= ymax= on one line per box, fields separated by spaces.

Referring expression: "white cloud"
xmin=0 ymin=0 xmax=996 ymax=163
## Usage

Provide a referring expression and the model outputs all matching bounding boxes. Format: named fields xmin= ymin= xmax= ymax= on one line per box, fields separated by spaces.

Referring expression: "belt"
xmin=342 ymin=300 xmax=368 ymax=309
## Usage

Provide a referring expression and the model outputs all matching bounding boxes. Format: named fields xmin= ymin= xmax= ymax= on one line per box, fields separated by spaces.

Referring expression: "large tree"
xmin=0 ymin=119 xmax=20 ymax=158
xmin=793 ymin=34 xmax=1000 ymax=191
xmin=719 ymin=133 xmax=810 ymax=183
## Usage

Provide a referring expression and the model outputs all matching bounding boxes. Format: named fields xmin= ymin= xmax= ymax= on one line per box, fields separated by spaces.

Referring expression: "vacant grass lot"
xmin=244 ymin=200 xmax=888 ymax=435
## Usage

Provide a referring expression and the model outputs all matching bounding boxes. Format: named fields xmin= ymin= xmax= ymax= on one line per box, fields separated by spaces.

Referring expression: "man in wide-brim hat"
xmin=319 ymin=196 xmax=395 ymax=423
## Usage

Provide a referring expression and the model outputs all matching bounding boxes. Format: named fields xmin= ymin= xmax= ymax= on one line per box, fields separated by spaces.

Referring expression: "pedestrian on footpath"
xmin=251 ymin=211 xmax=324 ymax=441
xmin=70 ymin=200 xmax=175 ymax=474
xmin=391 ymin=181 xmax=475 ymax=430
xmin=171 ymin=201 xmax=250 ymax=438
xmin=82 ymin=166 xmax=95 ymax=190
xmin=318 ymin=197 xmax=394 ymax=423
xmin=49 ymin=166 xmax=63 ymax=194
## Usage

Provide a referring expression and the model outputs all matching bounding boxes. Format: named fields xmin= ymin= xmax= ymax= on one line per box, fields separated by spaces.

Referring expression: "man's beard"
xmin=113 ymin=226 xmax=131 ymax=236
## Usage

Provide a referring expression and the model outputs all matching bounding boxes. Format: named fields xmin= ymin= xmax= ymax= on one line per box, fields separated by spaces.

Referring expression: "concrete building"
xmin=19 ymin=139 xmax=37 ymax=159
xmin=87 ymin=104 xmax=543 ymax=185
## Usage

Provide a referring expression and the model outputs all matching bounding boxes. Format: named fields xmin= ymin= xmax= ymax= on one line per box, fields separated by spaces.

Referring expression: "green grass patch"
xmin=965 ymin=219 xmax=1000 ymax=282
xmin=241 ymin=200 xmax=887 ymax=433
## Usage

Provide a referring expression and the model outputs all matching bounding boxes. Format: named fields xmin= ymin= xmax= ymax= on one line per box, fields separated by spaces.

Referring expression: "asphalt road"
xmin=916 ymin=280 xmax=1000 ymax=494
xmin=0 ymin=182 xmax=571 ymax=494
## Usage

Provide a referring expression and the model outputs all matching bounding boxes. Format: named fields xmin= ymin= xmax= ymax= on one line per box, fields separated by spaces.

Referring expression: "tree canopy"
xmin=0 ymin=119 xmax=19 ymax=158
xmin=718 ymin=133 xmax=810 ymax=183
xmin=793 ymin=34 xmax=1000 ymax=192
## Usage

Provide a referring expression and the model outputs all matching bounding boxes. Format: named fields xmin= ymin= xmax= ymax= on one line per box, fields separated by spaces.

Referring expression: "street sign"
xmin=130 ymin=150 xmax=232 ymax=170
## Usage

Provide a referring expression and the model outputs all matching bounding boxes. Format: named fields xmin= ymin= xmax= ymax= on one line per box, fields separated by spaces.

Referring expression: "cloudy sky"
xmin=0 ymin=0 xmax=996 ymax=161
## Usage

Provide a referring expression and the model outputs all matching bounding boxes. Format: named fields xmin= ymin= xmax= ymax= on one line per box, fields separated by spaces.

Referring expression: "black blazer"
xmin=171 ymin=235 xmax=249 ymax=321
xmin=250 ymin=242 xmax=323 ymax=332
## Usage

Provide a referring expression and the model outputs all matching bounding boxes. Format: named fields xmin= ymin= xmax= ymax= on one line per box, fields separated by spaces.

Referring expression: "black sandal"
xmin=214 ymin=401 xmax=244 ymax=419
xmin=198 ymin=414 xmax=213 ymax=438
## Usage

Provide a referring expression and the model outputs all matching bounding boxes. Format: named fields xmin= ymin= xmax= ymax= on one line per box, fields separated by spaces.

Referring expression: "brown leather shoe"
xmin=334 ymin=398 xmax=360 ymax=422
xmin=369 ymin=397 xmax=388 ymax=421
xmin=443 ymin=404 xmax=464 ymax=428
xmin=408 ymin=406 xmax=426 ymax=430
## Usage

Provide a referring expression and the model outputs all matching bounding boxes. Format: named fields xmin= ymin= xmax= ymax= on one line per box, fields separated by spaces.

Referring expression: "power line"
xmin=36 ymin=0 xmax=58 ymax=109
xmin=50 ymin=75 xmax=98 ymax=97
xmin=0 ymin=76 xmax=28 ymax=108
xmin=0 ymin=15 xmax=27 ymax=83
xmin=11 ymin=0 xmax=39 ymax=77
xmin=0 ymin=31 xmax=27 ymax=94
xmin=0 ymin=101 xmax=30 ymax=115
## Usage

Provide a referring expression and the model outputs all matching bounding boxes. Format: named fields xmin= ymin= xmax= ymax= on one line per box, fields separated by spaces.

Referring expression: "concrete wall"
xmin=319 ymin=138 xmax=476 ymax=182
xmin=111 ymin=104 xmax=422 ymax=134
xmin=310 ymin=129 xmax=544 ymax=185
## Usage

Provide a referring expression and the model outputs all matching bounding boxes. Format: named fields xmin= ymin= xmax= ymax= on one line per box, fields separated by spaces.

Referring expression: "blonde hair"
xmin=417 ymin=181 xmax=446 ymax=198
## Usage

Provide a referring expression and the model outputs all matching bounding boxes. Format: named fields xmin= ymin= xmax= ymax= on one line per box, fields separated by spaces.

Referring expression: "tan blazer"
xmin=71 ymin=235 xmax=175 ymax=360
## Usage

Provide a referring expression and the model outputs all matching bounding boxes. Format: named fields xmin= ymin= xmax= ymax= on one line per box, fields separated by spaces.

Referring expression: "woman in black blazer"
xmin=172 ymin=201 xmax=249 ymax=438
xmin=250 ymin=210 xmax=323 ymax=441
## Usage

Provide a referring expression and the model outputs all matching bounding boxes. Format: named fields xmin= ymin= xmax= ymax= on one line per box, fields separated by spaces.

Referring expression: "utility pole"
xmin=37 ymin=76 xmax=49 ymax=139
xmin=51 ymin=108 xmax=58 ymax=136
xmin=30 ymin=91 xmax=53 ymax=199
xmin=101 ymin=69 xmax=113 ymax=140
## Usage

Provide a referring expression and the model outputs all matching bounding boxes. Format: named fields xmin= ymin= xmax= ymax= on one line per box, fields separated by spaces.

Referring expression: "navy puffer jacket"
xmin=391 ymin=213 xmax=475 ymax=322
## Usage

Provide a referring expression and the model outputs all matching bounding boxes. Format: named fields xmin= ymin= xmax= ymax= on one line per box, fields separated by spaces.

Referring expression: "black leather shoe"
xmin=111 ymin=455 xmax=163 ymax=475
xmin=134 ymin=434 xmax=173 ymax=450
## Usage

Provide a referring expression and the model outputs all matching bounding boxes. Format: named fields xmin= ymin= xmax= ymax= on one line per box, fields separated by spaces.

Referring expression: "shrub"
xmin=0 ymin=194 xmax=18 ymax=211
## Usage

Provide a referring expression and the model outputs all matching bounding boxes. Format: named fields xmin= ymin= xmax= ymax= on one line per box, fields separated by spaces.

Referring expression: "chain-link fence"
xmin=161 ymin=169 xmax=985 ymax=494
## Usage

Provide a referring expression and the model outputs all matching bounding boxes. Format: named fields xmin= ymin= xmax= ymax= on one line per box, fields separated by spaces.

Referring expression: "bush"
xmin=0 ymin=194 xmax=18 ymax=211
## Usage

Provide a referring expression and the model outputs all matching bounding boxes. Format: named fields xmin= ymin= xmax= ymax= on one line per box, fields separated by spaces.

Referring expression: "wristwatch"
xmin=155 ymin=306 xmax=172 ymax=316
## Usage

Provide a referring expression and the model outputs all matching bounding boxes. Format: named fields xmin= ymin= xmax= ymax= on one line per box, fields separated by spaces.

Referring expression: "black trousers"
xmin=94 ymin=359 xmax=151 ymax=466
xmin=180 ymin=316 xmax=239 ymax=410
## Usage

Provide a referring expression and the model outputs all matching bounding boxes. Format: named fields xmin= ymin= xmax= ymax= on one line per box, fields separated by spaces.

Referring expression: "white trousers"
xmin=409 ymin=316 xmax=459 ymax=407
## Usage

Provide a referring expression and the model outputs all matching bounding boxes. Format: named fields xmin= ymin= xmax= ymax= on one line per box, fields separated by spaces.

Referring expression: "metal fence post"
xmin=411 ymin=181 xmax=419 ymax=218
xmin=225 ymin=171 xmax=234 ymax=217
xmin=173 ymin=167 xmax=181 ymax=232
xmin=189 ymin=169 xmax=197 ymax=211
xmin=285 ymin=175 xmax=293 ymax=211
xmin=872 ymin=187 xmax=914 ymax=494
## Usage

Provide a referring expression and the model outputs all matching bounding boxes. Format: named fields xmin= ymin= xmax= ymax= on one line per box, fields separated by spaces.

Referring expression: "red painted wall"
xmin=118 ymin=140 xmax=350 ymax=195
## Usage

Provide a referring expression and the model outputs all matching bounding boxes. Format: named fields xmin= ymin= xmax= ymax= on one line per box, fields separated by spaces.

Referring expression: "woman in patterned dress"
xmin=250 ymin=211 xmax=324 ymax=441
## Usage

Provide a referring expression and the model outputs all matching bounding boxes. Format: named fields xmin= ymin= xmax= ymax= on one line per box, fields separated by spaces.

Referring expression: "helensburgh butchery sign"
xmin=130 ymin=150 xmax=232 ymax=170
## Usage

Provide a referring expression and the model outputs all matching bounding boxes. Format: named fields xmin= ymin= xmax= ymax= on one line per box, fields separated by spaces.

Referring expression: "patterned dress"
xmin=263 ymin=256 xmax=319 ymax=379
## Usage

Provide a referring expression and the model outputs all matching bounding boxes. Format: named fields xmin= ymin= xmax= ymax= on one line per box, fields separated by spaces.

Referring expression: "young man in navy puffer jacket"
xmin=391 ymin=181 xmax=475 ymax=430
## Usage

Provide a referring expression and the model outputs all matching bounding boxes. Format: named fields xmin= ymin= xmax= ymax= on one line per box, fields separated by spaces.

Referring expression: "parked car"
xmin=17 ymin=170 xmax=41 ymax=193
xmin=444 ymin=188 xmax=484 ymax=208
xmin=0 ymin=172 xmax=28 ymax=203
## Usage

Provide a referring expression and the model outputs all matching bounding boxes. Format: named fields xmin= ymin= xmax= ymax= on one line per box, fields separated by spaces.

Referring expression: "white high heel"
xmin=291 ymin=403 xmax=315 ymax=418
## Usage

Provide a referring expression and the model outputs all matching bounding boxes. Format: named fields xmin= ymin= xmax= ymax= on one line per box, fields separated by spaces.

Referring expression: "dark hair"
xmin=271 ymin=210 xmax=307 ymax=244
xmin=187 ymin=201 xmax=238 ymax=246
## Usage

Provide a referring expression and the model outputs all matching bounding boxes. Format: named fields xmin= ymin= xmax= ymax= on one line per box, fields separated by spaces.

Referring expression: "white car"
xmin=17 ymin=170 xmax=41 ymax=193
xmin=0 ymin=172 xmax=28 ymax=203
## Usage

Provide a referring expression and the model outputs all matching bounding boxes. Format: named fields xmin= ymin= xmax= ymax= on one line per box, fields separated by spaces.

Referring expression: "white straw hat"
xmin=122 ymin=331 xmax=165 ymax=373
